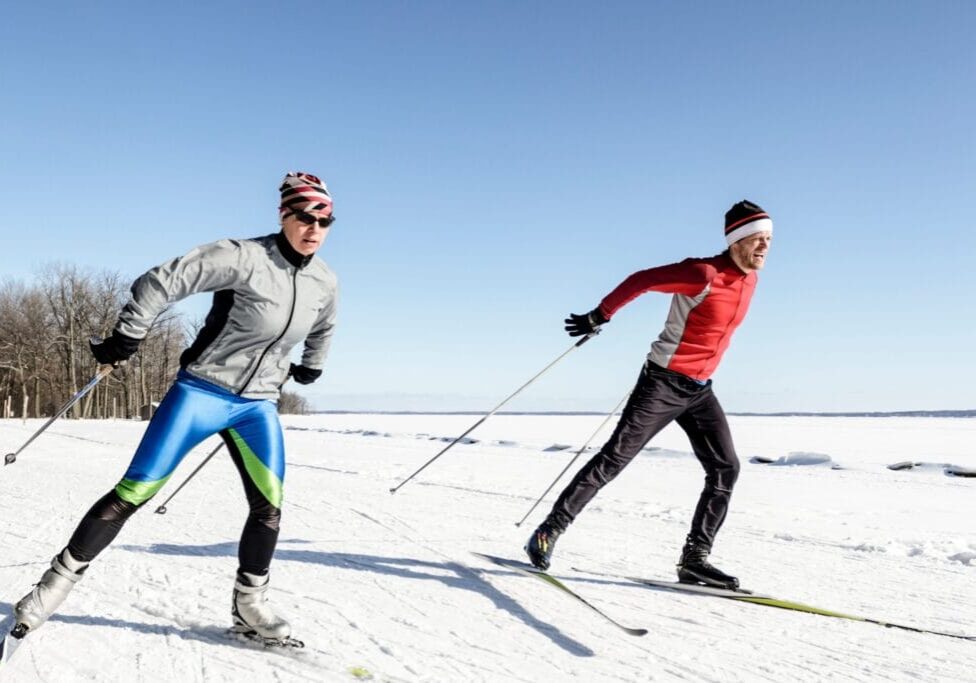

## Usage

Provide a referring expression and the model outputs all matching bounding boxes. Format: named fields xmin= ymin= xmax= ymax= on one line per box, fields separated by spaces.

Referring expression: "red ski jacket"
xmin=598 ymin=252 xmax=756 ymax=381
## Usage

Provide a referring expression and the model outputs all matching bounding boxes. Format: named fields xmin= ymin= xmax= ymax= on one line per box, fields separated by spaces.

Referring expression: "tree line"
xmin=0 ymin=265 xmax=309 ymax=419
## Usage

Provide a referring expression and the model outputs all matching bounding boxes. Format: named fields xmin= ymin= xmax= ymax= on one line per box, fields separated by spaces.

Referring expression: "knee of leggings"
xmin=94 ymin=490 xmax=140 ymax=523
xmin=249 ymin=503 xmax=281 ymax=531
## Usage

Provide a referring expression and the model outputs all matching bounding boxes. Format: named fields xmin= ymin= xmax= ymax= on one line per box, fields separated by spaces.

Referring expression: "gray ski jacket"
xmin=115 ymin=232 xmax=338 ymax=400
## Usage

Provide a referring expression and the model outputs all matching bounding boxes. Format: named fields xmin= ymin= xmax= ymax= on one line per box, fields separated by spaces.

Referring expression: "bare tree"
xmin=278 ymin=391 xmax=311 ymax=415
xmin=0 ymin=280 xmax=51 ymax=419
xmin=0 ymin=265 xmax=186 ymax=420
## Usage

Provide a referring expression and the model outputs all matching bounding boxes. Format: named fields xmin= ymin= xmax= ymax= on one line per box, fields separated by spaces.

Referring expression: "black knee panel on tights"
xmin=67 ymin=490 xmax=141 ymax=562
xmin=249 ymin=499 xmax=281 ymax=531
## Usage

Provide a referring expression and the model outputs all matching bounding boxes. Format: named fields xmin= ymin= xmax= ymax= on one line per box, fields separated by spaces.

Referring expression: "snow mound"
xmin=949 ymin=552 xmax=976 ymax=566
xmin=887 ymin=461 xmax=976 ymax=477
xmin=840 ymin=539 xmax=976 ymax=565
xmin=945 ymin=464 xmax=976 ymax=478
xmin=750 ymin=451 xmax=837 ymax=467
xmin=428 ymin=435 xmax=478 ymax=445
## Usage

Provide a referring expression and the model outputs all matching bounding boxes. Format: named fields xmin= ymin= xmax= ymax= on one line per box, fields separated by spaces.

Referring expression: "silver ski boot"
xmin=231 ymin=572 xmax=291 ymax=642
xmin=14 ymin=548 xmax=89 ymax=632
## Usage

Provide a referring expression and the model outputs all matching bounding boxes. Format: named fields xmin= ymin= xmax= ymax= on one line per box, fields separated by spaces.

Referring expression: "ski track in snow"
xmin=1 ymin=414 xmax=974 ymax=682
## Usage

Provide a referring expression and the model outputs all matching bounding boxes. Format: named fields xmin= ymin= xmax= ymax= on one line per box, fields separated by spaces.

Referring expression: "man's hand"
xmin=90 ymin=332 xmax=141 ymax=365
xmin=564 ymin=307 xmax=609 ymax=337
xmin=289 ymin=363 xmax=322 ymax=385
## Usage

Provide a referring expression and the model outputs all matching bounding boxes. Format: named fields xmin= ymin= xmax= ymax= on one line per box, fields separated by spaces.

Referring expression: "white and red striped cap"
xmin=279 ymin=172 xmax=333 ymax=217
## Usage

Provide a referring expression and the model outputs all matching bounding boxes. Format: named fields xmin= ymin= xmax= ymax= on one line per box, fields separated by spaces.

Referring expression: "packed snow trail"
xmin=0 ymin=415 xmax=973 ymax=681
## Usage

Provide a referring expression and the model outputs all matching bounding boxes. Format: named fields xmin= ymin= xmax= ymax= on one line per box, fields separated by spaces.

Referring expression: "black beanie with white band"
xmin=724 ymin=200 xmax=772 ymax=246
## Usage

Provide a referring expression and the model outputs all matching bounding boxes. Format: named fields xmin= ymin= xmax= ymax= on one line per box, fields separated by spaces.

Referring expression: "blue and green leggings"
xmin=67 ymin=371 xmax=286 ymax=575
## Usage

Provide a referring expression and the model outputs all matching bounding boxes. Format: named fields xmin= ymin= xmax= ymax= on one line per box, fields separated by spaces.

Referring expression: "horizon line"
xmin=309 ymin=409 xmax=976 ymax=418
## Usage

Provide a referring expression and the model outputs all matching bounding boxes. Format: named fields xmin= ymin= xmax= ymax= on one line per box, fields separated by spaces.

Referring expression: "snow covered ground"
xmin=1 ymin=414 xmax=974 ymax=682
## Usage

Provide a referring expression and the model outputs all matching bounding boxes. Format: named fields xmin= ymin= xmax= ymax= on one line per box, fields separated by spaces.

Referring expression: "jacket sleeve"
xmin=115 ymin=240 xmax=246 ymax=340
xmin=598 ymin=258 xmax=715 ymax=319
xmin=300 ymin=281 xmax=338 ymax=370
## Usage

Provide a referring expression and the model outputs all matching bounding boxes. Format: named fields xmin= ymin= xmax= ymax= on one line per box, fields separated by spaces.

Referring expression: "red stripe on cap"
xmin=724 ymin=212 xmax=769 ymax=234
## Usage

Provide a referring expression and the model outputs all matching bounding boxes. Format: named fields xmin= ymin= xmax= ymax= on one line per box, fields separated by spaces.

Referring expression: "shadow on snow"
xmin=116 ymin=540 xmax=596 ymax=657
xmin=0 ymin=601 xmax=303 ymax=657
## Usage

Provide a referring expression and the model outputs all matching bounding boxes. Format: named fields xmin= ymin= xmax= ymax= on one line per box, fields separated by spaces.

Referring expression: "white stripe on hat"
xmin=725 ymin=217 xmax=773 ymax=246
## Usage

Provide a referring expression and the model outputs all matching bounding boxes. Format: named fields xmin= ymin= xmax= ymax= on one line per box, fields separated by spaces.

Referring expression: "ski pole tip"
xmin=3 ymin=453 xmax=15 ymax=465
xmin=154 ymin=506 xmax=167 ymax=514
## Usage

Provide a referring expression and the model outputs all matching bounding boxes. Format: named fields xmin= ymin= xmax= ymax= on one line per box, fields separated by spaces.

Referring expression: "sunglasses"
xmin=291 ymin=210 xmax=335 ymax=228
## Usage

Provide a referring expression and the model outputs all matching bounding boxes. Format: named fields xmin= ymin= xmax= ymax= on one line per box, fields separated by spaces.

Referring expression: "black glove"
xmin=564 ymin=307 xmax=609 ymax=337
xmin=289 ymin=363 xmax=322 ymax=385
xmin=90 ymin=331 xmax=141 ymax=365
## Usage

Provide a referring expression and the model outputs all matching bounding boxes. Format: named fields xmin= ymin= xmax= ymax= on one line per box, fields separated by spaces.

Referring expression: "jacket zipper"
xmin=238 ymin=267 xmax=299 ymax=395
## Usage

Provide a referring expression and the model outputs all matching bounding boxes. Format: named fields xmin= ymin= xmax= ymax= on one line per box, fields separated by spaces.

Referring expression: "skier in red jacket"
xmin=525 ymin=200 xmax=773 ymax=589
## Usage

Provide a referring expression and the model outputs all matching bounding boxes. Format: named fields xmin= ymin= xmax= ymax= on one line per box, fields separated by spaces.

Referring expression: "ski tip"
xmin=1 ymin=633 xmax=23 ymax=666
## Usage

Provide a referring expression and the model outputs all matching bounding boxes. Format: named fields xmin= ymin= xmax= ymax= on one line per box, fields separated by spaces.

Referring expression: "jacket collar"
xmin=275 ymin=231 xmax=313 ymax=269
xmin=720 ymin=249 xmax=753 ymax=278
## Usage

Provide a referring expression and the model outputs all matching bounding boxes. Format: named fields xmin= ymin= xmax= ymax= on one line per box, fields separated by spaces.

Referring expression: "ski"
xmin=0 ymin=616 xmax=28 ymax=669
xmin=471 ymin=552 xmax=647 ymax=636
xmin=572 ymin=566 xmax=755 ymax=596
xmin=572 ymin=567 xmax=976 ymax=642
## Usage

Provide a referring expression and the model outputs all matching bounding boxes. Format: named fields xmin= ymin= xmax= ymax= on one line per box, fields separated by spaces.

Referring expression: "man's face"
xmin=281 ymin=208 xmax=333 ymax=256
xmin=730 ymin=231 xmax=772 ymax=272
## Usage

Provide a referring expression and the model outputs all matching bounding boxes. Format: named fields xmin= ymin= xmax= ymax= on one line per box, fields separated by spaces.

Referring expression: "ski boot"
xmin=524 ymin=521 xmax=563 ymax=571
xmin=232 ymin=571 xmax=300 ymax=647
xmin=676 ymin=540 xmax=739 ymax=590
xmin=14 ymin=548 xmax=89 ymax=634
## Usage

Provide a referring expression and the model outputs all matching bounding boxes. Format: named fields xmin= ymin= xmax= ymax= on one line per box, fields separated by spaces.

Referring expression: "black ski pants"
xmin=548 ymin=361 xmax=740 ymax=549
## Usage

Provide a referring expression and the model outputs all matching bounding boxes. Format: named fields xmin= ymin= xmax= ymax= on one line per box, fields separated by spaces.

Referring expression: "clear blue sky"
xmin=1 ymin=2 xmax=973 ymax=412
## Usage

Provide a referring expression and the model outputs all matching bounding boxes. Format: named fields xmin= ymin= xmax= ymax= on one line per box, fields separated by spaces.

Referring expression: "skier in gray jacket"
xmin=12 ymin=172 xmax=338 ymax=645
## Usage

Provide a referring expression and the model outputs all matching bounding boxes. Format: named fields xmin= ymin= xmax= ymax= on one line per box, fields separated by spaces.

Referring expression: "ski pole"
xmin=389 ymin=332 xmax=599 ymax=494
xmin=154 ymin=441 xmax=224 ymax=514
xmin=4 ymin=364 xmax=116 ymax=466
xmin=514 ymin=387 xmax=631 ymax=527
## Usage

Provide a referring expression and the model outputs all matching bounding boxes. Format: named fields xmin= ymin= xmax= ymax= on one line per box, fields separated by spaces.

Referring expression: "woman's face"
xmin=281 ymin=208 xmax=333 ymax=256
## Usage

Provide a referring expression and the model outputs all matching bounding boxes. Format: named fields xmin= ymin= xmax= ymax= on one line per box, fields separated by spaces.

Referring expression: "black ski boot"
xmin=524 ymin=521 xmax=563 ymax=571
xmin=676 ymin=541 xmax=739 ymax=590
